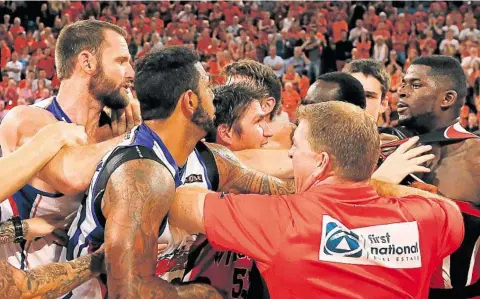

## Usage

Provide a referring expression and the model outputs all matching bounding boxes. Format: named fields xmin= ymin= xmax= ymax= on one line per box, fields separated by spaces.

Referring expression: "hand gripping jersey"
xmin=0 ymin=97 xmax=83 ymax=270
xmin=381 ymin=123 xmax=480 ymax=299
xmin=60 ymin=123 xmax=217 ymax=299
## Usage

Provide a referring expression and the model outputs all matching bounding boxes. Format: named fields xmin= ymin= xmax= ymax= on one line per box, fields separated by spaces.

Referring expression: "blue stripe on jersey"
xmin=66 ymin=199 xmax=88 ymax=261
xmin=132 ymin=124 xmax=182 ymax=186
xmin=11 ymin=184 xmax=62 ymax=220
xmin=46 ymin=97 xmax=73 ymax=123
xmin=76 ymin=226 xmax=103 ymax=258
xmin=195 ymin=148 xmax=213 ymax=190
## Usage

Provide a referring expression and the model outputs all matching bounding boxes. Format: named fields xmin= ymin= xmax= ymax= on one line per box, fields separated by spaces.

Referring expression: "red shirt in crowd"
xmin=1 ymin=44 xmax=11 ymax=69
xmin=203 ymin=180 xmax=464 ymax=299
xmin=37 ymin=55 xmax=56 ymax=79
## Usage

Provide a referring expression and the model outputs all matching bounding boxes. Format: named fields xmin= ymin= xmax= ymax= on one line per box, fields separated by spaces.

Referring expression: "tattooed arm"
xmin=206 ymin=142 xmax=295 ymax=195
xmin=102 ymin=159 xmax=222 ymax=299
xmin=0 ymin=250 xmax=104 ymax=299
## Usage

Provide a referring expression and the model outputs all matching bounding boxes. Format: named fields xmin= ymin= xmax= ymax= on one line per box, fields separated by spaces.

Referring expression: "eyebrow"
xmin=365 ymin=91 xmax=379 ymax=98
xmin=115 ymin=56 xmax=130 ymax=63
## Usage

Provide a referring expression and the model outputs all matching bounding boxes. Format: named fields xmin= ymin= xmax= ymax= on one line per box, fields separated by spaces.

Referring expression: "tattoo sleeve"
xmin=0 ymin=220 xmax=28 ymax=244
xmin=206 ymin=143 xmax=295 ymax=195
xmin=0 ymin=251 xmax=103 ymax=299
xmin=102 ymin=159 xmax=222 ymax=299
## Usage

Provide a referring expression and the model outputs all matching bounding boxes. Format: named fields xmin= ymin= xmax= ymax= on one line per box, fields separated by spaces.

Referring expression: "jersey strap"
xmin=380 ymin=123 xmax=479 ymax=160
xmin=92 ymin=145 xmax=171 ymax=235
xmin=195 ymin=142 xmax=219 ymax=191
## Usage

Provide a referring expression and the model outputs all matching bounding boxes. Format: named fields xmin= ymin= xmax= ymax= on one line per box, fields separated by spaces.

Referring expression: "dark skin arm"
xmin=0 ymin=250 xmax=104 ymax=299
xmin=102 ymin=159 xmax=221 ymax=299
xmin=206 ymin=143 xmax=295 ymax=195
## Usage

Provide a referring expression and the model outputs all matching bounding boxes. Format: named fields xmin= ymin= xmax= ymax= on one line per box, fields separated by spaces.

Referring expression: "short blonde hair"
xmin=297 ymin=102 xmax=380 ymax=181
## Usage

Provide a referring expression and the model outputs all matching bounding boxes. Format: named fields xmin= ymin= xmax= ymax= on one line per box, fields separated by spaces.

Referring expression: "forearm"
xmin=370 ymin=179 xmax=450 ymax=202
xmin=0 ymin=133 xmax=62 ymax=200
xmin=18 ymin=252 xmax=103 ymax=299
xmin=38 ymin=135 xmax=124 ymax=195
xmin=207 ymin=143 xmax=295 ymax=195
xmin=0 ymin=220 xmax=28 ymax=244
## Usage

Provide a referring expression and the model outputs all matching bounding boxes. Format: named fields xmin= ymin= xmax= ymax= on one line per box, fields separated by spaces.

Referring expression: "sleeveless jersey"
xmin=0 ymin=97 xmax=83 ymax=270
xmin=381 ymin=123 xmax=480 ymax=299
xmin=60 ymin=123 xmax=216 ymax=299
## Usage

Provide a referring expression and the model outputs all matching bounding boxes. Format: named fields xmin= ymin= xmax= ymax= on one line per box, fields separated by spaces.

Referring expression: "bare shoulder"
xmin=1 ymin=105 xmax=57 ymax=137
xmin=464 ymin=138 xmax=480 ymax=176
xmin=102 ymin=158 xmax=176 ymax=216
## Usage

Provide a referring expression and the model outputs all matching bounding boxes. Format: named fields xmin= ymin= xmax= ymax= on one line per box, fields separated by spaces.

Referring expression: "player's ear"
xmin=216 ymin=124 xmax=233 ymax=146
xmin=441 ymin=90 xmax=458 ymax=109
xmin=261 ymin=97 xmax=276 ymax=115
xmin=379 ymin=97 xmax=388 ymax=114
xmin=181 ymin=89 xmax=199 ymax=118
xmin=79 ymin=51 xmax=97 ymax=75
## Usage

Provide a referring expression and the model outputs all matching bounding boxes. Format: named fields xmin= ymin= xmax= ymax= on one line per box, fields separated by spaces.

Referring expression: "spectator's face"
xmin=446 ymin=30 xmax=453 ymax=39
xmin=4 ymin=14 xmax=10 ymax=23
xmin=88 ymin=30 xmax=134 ymax=110
xmin=285 ymin=82 xmax=293 ymax=90
xmin=233 ymin=16 xmax=239 ymax=24
xmin=191 ymin=62 xmax=215 ymax=137
xmin=470 ymin=47 xmax=478 ymax=57
xmin=398 ymin=65 xmax=441 ymax=128
xmin=14 ymin=18 xmax=20 ymax=26
xmin=468 ymin=113 xmax=478 ymax=128
xmin=222 ymin=100 xmax=272 ymax=151
xmin=286 ymin=64 xmax=295 ymax=74
xmin=2 ymin=75 xmax=8 ymax=83
xmin=350 ymin=72 xmax=386 ymax=121
xmin=17 ymin=98 xmax=26 ymax=106
xmin=41 ymin=3 xmax=47 ymax=11
xmin=294 ymin=47 xmax=302 ymax=57
xmin=11 ymin=52 xmax=18 ymax=61
xmin=269 ymin=47 xmax=276 ymax=57
xmin=288 ymin=120 xmax=325 ymax=193
xmin=38 ymin=70 xmax=46 ymax=79
xmin=356 ymin=19 xmax=363 ymax=28
xmin=8 ymin=79 xmax=16 ymax=88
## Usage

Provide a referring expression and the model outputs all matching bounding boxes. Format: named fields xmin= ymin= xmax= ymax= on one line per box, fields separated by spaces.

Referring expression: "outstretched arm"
xmin=102 ymin=159 xmax=221 ymax=299
xmin=206 ymin=143 xmax=295 ymax=195
xmin=0 ymin=250 xmax=104 ymax=299
xmin=0 ymin=121 xmax=87 ymax=201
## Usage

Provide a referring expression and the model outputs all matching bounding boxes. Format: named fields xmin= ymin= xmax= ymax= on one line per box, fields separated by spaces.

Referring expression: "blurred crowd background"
xmin=0 ymin=1 xmax=479 ymax=130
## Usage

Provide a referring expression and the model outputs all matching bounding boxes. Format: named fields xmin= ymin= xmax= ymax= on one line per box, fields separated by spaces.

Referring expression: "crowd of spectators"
xmin=0 ymin=1 xmax=479 ymax=129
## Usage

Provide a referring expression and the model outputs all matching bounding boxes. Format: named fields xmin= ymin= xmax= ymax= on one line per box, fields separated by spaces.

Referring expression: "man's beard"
xmin=191 ymin=102 xmax=216 ymax=138
xmin=89 ymin=66 xmax=129 ymax=110
xmin=398 ymin=111 xmax=436 ymax=134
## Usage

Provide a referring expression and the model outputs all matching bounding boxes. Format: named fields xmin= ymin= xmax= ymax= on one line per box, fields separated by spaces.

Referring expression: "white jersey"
xmin=0 ymin=97 xmax=83 ymax=270
xmin=60 ymin=123 xmax=215 ymax=299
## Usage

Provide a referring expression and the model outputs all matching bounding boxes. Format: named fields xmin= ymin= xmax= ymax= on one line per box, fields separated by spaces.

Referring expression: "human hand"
xmin=373 ymin=136 xmax=435 ymax=184
xmin=40 ymin=122 xmax=87 ymax=148
xmin=110 ymin=89 xmax=142 ymax=137
xmin=24 ymin=214 xmax=71 ymax=245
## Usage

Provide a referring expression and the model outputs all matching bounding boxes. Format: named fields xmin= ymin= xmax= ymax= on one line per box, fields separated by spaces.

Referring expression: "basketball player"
xmin=207 ymin=83 xmax=273 ymax=150
xmin=225 ymin=59 xmax=295 ymax=149
xmin=0 ymin=19 xmax=138 ymax=270
xmin=62 ymin=46 xmax=294 ymax=298
xmin=395 ymin=55 xmax=480 ymax=298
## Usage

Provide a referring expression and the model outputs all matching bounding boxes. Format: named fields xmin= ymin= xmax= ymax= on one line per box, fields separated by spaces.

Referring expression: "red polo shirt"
xmin=204 ymin=180 xmax=464 ymax=299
